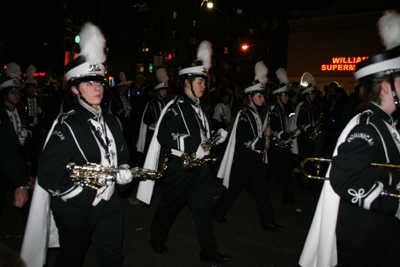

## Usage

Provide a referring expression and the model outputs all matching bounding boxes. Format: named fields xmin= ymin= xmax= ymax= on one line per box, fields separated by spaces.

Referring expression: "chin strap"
xmin=74 ymin=83 xmax=100 ymax=111
xmin=250 ymin=94 xmax=262 ymax=110
xmin=389 ymin=75 xmax=400 ymax=109
xmin=188 ymin=76 xmax=198 ymax=99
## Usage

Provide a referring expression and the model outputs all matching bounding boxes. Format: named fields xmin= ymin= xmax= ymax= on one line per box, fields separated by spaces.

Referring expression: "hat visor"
xmin=74 ymin=75 xmax=105 ymax=82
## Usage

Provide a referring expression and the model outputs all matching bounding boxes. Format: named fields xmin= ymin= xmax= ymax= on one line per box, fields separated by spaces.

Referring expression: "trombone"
xmin=299 ymin=157 xmax=400 ymax=198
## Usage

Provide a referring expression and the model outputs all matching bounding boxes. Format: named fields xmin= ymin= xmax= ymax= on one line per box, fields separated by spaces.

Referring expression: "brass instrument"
xmin=274 ymin=138 xmax=293 ymax=149
xmin=309 ymin=112 xmax=323 ymax=141
xmin=220 ymin=108 xmax=231 ymax=132
xmin=182 ymin=131 xmax=222 ymax=170
xmin=299 ymin=157 xmax=400 ymax=198
xmin=66 ymin=152 xmax=171 ymax=190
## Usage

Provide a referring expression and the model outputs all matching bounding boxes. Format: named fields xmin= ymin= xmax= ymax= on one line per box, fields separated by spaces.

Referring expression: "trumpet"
xmin=299 ymin=157 xmax=400 ymax=198
xmin=181 ymin=131 xmax=222 ymax=170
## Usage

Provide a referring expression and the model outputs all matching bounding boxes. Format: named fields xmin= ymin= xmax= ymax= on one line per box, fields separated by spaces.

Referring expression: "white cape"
xmin=136 ymin=103 xmax=149 ymax=153
xmin=136 ymin=99 xmax=175 ymax=204
xmin=216 ymin=110 xmax=243 ymax=189
xmin=298 ymin=113 xmax=362 ymax=267
xmin=20 ymin=119 xmax=61 ymax=267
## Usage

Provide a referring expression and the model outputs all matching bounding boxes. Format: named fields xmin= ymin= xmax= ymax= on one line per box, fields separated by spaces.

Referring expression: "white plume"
xmin=255 ymin=61 xmax=268 ymax=84
xmin=197 ymin=40 xmax=212 ymax=69
xmin=379 ymin=11 xmax=400 ymax=50
xmin=276 ymin=68 xmax=289 ymax=85
xmin=26 ymin=65 xmax=36 ymax=80
xmin=5 ymin=62 xmax=21 ymax=79
xmin=156 ymin=68 xmax=169 ymax=82
xmin=119 ymin=71 xmax=126 ymax=83
xmin=300 ymin=72 xmax=315 ymax=88
xmin=78 ymin=22 xmax=106 ymax=63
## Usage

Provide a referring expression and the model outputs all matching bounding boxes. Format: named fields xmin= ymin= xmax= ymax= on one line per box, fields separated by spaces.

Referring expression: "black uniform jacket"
xmin=143 ymin=98 xmax=165 ymax=129
xmin=269 ymin=103 xmax=290 ymax=145
xmin=330 ymin=103 xmax=400 ymax=218
xmin=0 ymin=101 xmax=26 ymax=187
xmin=109 ymin=93 xmax=128 ymax=118
xmin=157 ymin=92 xmax=211 ymax=157
xmin=20 ymin=94 xmax=44 ymax=127
xmin=37 ymin=104 xmax=129 ymax=209
xmin=234 ymin=105 xmax=265 ymax=161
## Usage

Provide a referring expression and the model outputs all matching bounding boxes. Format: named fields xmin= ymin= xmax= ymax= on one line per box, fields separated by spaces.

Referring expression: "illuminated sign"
xmin=321 ymin=57 xmax=369 ymax=71
xmin=23 ymin=72 xmax=46 ymax=77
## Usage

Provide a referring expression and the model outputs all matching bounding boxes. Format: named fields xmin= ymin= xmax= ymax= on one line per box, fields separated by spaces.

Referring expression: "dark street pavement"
xmin=1 ymin=160 xmax=322 ymax=267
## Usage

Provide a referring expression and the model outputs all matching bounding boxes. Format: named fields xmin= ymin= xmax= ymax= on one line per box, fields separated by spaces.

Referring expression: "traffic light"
xmin=242 ymin=44 xmax=249 ymax=50
xmin=149 ymin=63 xmax=153 ymax=73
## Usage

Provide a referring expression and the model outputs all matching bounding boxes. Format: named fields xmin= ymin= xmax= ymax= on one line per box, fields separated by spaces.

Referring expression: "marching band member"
xmin=108 ymin=71 xmax=133 ymax=152
xmin=214 ymin=61 xmax=284 ymax=232
xmin=21 ymin=23 xmax=132 ymax=267
xmin=136 ymin=40 xmax=230 ymax=264
xmin=136 ymin=68 xmax=168 ymax=155
xmin=268 ymin=68 xmax=298 ymax=205
xmin=296 ymin=73 xmax=321 ymax=161
xmin=299 ymin=11 xmax=400 ymax=267
xmin=0 ymin=63 xmax=29 ymax=219
xmin=21 ymin=65 xmax=44 ymax=178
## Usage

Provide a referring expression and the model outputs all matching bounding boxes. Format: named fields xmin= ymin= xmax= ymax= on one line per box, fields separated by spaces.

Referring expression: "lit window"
xmin=173 ymin=11 xmax=177 ymax=19
xmin=249 ymin=29 xmax=254 ymax=35
xmin=190 ymin=36 xmax=196 ymax=44
xmin=236 ymin=65 xmax=241 ymax=72
xmin=137 ymin=63 xmax=144 ymax=73
xmin=142 ymin=43 xmax=149 ymax=52
xmin=224 ymin=47 xmax=229 ymax=55
xmin=172 ymin=30 xmax=176 ymax=38
xmin=237 ymin=9 xmax=243 ymax=15
xmin=193 ymin=19 xmax=196 ymax=26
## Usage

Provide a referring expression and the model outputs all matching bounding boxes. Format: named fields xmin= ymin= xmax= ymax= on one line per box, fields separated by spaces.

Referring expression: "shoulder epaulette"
xmin=58 ymin=110 xmax=75 ymax=123
xmin=359 ymin=110 xmax=374 ymax=125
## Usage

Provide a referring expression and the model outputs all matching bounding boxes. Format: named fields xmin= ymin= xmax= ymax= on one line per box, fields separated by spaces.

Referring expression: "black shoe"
xmin=261 ymin=223 xmax=285 ymax=232
xmin=149 ymin=238 xmax=169 ymax=254
xmin=200 ymin=253 xmax=232 ymax=264
xmin=213 ymin=212 xmax=228 ymax=224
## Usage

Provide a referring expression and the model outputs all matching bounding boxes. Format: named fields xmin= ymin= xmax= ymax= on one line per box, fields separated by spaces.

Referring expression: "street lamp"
xmin=241 ymin=44 xmax=270 ymax=64
xmin=200 ymin=0 xmax=213 ymax=7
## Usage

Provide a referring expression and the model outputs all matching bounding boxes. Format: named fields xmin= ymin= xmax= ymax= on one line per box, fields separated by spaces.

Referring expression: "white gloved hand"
xmin=196 ymin=145 xmax=206 ymax=159
xmin=92 ymin=186 xmax=108 ymax=206
xmin=116 ymin=165 xmax=133 ymax=185
xmin=216 ymin=128 xmax=228 ymax=144
xmin=20 ymin=129 xmax=29 ymax=138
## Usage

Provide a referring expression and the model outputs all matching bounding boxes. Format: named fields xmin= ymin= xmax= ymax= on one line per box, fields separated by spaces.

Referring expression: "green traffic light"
xmin=75 ymin=35 xmax=80 ymax=43
xmin=149 ymin=65 xmax=153 ymax=71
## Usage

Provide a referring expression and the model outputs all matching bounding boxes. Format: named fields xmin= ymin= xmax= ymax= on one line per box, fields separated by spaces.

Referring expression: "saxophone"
xmin=66 ymin=150 xmax=171 ymax=189
xmin=182 ymin=131 xmax=221 ymax=170
xmin=274 ymin=138 xmax=293 ymax=149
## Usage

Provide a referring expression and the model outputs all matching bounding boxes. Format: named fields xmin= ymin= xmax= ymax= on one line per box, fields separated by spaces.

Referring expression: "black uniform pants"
xmin=50 ymin=194 xmax=124 ymax=267
xmin=268 ymin=148 xmax=295 ymax=204
xmin=213 ymin=158 xmax=276 ymax=226
xmin=336 ymin=200 xmax=400 ymax=267
xmin=149 ymin=157 xmax=218 ymax=259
